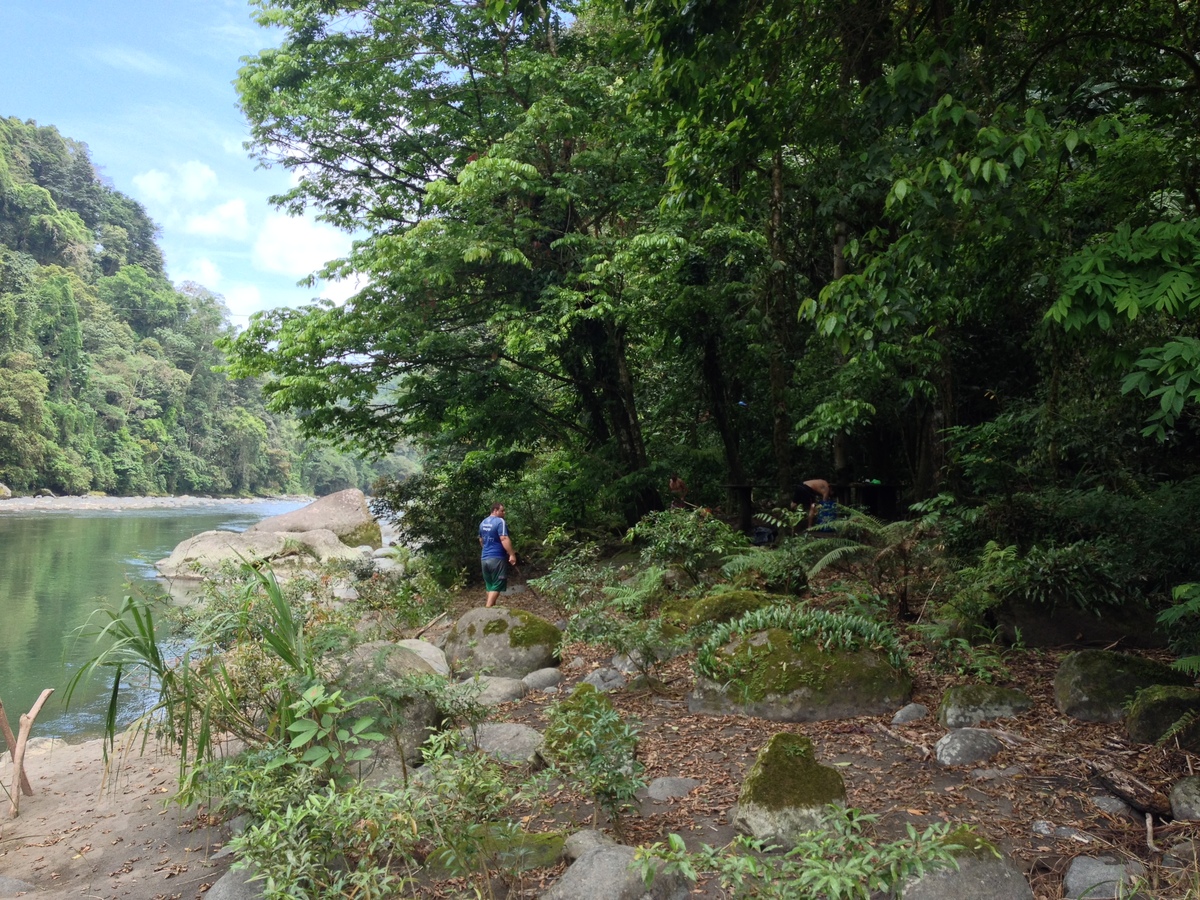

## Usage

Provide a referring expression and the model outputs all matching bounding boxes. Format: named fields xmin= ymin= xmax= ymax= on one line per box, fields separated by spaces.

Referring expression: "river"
xmin=0 ymin=498 xmax=307 ymax=740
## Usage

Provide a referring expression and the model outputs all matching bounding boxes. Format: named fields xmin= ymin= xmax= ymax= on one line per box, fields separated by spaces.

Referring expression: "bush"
xmin=626 ymin=508 xmax=749 ymax=584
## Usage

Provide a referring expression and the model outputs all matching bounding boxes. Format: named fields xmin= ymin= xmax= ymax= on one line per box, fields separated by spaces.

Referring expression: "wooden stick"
xmin=873 ymin=724 xmax=930 ymax=759
xmin=9 ymin=689 xmax=53 ymax=818
xmin=0 ymin=696 xmax=33 ymax=796
xmin=413 ymin=611 xmax=447 ymax=639
xmin=1146 ymin=813 xmax=1160 ymax=854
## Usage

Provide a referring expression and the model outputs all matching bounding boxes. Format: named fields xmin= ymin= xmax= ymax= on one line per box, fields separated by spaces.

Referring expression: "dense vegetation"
xmin=0 ymin=116 xmax=413 ymax=496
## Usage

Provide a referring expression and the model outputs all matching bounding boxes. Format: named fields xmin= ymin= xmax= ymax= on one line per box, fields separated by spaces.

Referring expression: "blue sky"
xmin=1 ymin=0 xmax=358 ymax=324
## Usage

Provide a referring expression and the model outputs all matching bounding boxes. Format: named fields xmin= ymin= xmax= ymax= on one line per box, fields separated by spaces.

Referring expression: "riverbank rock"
xmin=732 ymin=732 xmax=846 ymax=843
xmin=1054 ymin=650 xmax=1191 ymax=722
xmin=540 ymin=844 xmax=689 ymax=900
xmin=0 ymin=483 xmax=11 ymax=499
xmin=904 ymin=847 xmax=1034 ymax=900
xmin=936 ymin=729 xmax=1005 ymax=767
xmin=443 ymin=607 xmax=562 ymax=679
xmin=1125 ymin=685 xmax=1200 ymax=749
xmin=938 ymin=685 xmax=1033 ymax=727
xmin=155 ymin=528 xmax=362 ymax=579
xmin=246 ymin=488 xmax=381 ymax=548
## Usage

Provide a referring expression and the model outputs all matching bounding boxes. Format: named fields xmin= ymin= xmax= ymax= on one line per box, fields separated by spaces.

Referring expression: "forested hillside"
xmin=0 ymin=116 xmax=411 ymax=496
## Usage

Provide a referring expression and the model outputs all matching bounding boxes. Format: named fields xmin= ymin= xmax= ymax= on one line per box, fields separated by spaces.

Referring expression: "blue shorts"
xmin=482 ymin=557 xmax=509 ymax=593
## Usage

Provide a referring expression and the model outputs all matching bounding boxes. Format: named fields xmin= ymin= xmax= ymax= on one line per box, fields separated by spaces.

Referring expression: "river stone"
xmin=327 ymin=641 xmax=443 ymax=765
xmin=395 ymin=638 xmax=450 ymax=676
xmin=1062 ymin=856 xmax=1146 ymax=899
xmin=541 ymin=845 xmax=689 ymax=900
xmin=1125 ymin=684 xmax=1200 ymax=749
xmin=245 ymin=488 xmax=381 ymax=548
xmin=893 ymin=702 xmax=928 ymax=725
xmin=156 ymin=528 xmax=362 ymax=579
xmin=563 ymin=829 xmax=618 ymax=860
xmin=647 ymin=777 xmax=700 ymax=801
xmin=938 ymin=684 xmax=1033 ymax=727
xmin=1170 ymin=775 xmax=1200 ymax=819
xmin=584 ymin=667 xmax=627 ymax=692
xmin=462 ymin=722 xmax=544 ymax=766
xmin=1054 ymin=650 xmax=1191 ymax=722
xmin=903 ymin=849 xmax=1033 ymax=900
xmin=0 ymin=876 xmax=37 ymax=897
xmin=444 ymin=607 xmax=561 ymax=679
xmin=205 ymin=865 xmax=263 ymax=900
xmin=524 ymin=667 xmax=563 ymax=691
xmin=472 ymin=675 xmax=529 ymax=705
xmin=733 ymin=733 xmax=845 ymax=844
xmin=935 ymin=729 xmax=1004 ymax=767
xmin=0 ymin=483 xmax=11 ymax=500
xmin=689 ymin=629 xmax=912 ymax=722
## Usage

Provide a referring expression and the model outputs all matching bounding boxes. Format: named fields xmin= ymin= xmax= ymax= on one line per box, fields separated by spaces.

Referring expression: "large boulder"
xmin=540 ymin=844 xmax=689 ymax=900
xmin=733 ymin=732 xmax=846 ymax=844
xmin=156 ymin=528 xmax=362 ymax=579
xmin=444 ymin=607 xmax=561 ymax=679
xmin=935 ymin=729 xmax=1004 ymax=767
xmin=0 ymin=483 xmax=11 ymax=499
xmin=937 ymin=685 xmax=1033 ymax=728
xmin=1054 ymin=650 xmax=1191 ymax=722
xmin=689 ymin=608 xmax=911 ymax=721
xmin=904 ymin=846 xmax=1033 ymax=900
xmin=1126 ymin=685 xmax=1200 ymax=749
xmin=325 ymin=641 xmax=444 ymax=766
xmin=246 ymin=488 xmax=381 ymax=548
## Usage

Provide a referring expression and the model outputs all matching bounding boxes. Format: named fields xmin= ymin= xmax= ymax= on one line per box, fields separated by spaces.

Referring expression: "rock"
xmin=156 ymin=528 xmax=361 ymax=579
xmin=462 ymin=722 xmax=544 ymax=766
xmin=665 ymin=589 xmax=776 ymax=629
xmin=938 ymin=684 xmax=1033 ymax=727
xmin=205 ymin=865 xmax=264 ymax=900
xmin=1125 ymin=685 xmax=1200 ymax=749
xmin=583 ymin=668 xmax=628 ymax=692
xmin=563 ymin=829 xmax=618 ymax=861
xmin=690 ymin=629 xmax=911 ymax=722
xmin=0 ymin=875 xmax=37 ymax=897
xmin=471 ymin=675 xmax=529 ymax=706
xmin=998 ymin=597 xmax=1163 ymax=649
xmin=34 ymin=488 xmax=56 ymax=497
xmin=1031 ymin=821 xmax=1093 ymax=842
xmin=972 ymin=766 xmax=1023 ymax=781
xmin=540 ymin=845 xmax=689 ymax=900
xmin=935 ymin=729 xmax=1004 ymax=767
xmin=904 ymin=849 xmax=1034 ymax=900
xmin=395 ymin=638 xmax=450 ymax=676
xmin=1162 ymin=837 xmax=1200 ymax=870
xmin=524 ymin=667 xmax=563 ymax=691
xmin=733 ymin=732 xmax=846 ymax=844
xmin=1062 ymin=856 xmax=1147 ymax=899
xmin=1054 ymin=650 xmax=1190 ymax=723
xmin=326 ymin=641 xmax=443 ymax=765
xmin=0 ymin=483 xmax=11 ymax=499
xmin=1091 ymin=796 xmax=1137 ymax=820
xmin=893 ymin=702 xmax=928 ymax=725
xmin=444 ymin=607 xmax=561 ymax=679
xmin=246 ymin=488 xmax=381 ymax=548
xmin=1170 ymin=775 xmax=1200 ymax=819
xmin=647 ymin=777 xmax=700 ymax=801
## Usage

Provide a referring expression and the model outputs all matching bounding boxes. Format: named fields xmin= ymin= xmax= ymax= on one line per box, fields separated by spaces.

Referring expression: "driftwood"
xmin=1088 ymin=758 xmax=1172 ymax=818
xmin=9 ymin=688 xmax=54 ymax=818
xmin=873 ymin=723 xmax=931 ymax=759
xmin=0 ymin=696 xmax=33 ymax=796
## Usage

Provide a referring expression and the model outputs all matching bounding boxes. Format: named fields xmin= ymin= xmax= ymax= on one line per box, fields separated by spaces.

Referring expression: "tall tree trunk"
xmin=766 ymin=147 xmax=793 ymax=503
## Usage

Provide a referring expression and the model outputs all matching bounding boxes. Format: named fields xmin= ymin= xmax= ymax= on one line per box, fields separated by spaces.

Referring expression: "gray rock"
xmin=444 ymin=607 xmax=561 ymax=679
xmin=395 ymin=638 xmax=450 ymax=676
xmin=1162 ymin=837 xmax=1200 ymax=870
xmin=892 ymin=702 xmax=928 ymax=725
xmin=647 ymin=777 xmax=700 ymax=801
xmin=463 ymin=722 xmax=544 ymax=766
xmin=0 ymin=875 xmax=37 ymax=897
xmin=904 ymin=851 xmax=1033 ymax=900
xmin=1170 ymin=775 xmax=1200 ymax=819
xmin=1126 ymin=685 xmax=1200 ymax=749
xmin=1031 ymin=821 xmax=1093 ymax=842
xmin=156 ymin=528 xmax=361 ymax=579
xmin=1062 ymin=856 xmax=1146 ymax=899
xmin=935 ymin=729 xmax=1004 ymax=767
xmin=1054 ymin=650 xmax=1190 ymax=723
xmin=373 ymin=557 xmax=401 ymax=573
xmin=332 ymin=583 xmax=359 ymax=601
xmin=0 ymin=483 xmax=11 ymax=500
xmin=246 ymin=488 xmax=381 ymax=548
xmin=972 ymin=766 xmax=1023 ymax=781
xmin=524 ymin=667 xmax=564 ymax=691
xmin=540 ymin=845 xmax=689 ymax=900
xmin=734 ymin=733 xmax=845 ymax=844
xmin=938 ymin=685 xmax=1033 ymax=727
xmin=563 ymin=829 xmax=618 ymax=861
xmin=583 ymin=668 xmax=628 ymax=692
xmin=1092 ymin=796 xmax=1137 ymax=819
xmin=205 ymin=865 xmax=264 ymax=900
xmin=472 ymin=675 xmax=529 ymax=706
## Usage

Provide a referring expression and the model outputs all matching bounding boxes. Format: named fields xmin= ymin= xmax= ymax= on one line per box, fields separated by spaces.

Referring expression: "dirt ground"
xmin=4 ymin=583 xmax=1200 ymax=900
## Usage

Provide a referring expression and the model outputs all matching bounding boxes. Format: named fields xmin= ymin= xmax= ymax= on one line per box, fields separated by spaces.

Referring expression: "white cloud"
xmin=132 ymin=161 xmax=218 ymax=206
xmin=185 ymin=199 xmax=250 ymax=239
xmin=177 ymin=257 xmax=223 ymax=288
xmin=92 ymin=46 xmax=182 ymax=78
xmin=223 ymin=284 xmax=264 ymax=320
xmin=253 ymin=214 xmax=352 ymax=278
xmin=320 ymin=274 xmax=368 ymax=305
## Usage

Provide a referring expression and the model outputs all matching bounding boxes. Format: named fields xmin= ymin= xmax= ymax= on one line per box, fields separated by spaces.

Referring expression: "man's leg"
xmin=485 ymin=589 xmax=500 ymax=607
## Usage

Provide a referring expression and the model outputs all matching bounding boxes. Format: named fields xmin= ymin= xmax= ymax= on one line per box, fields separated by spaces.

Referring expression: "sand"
xmin=0 ymin=735 xmax=233 ymax=899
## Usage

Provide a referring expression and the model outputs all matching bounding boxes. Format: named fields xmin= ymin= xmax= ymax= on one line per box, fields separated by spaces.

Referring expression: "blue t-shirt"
xmin=479 ymin=515 xmax=509 ymax=559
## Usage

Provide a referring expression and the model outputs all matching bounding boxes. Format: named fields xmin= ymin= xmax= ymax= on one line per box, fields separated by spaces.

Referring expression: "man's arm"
xmin=500 ymin=534 xmax=516 ymax=564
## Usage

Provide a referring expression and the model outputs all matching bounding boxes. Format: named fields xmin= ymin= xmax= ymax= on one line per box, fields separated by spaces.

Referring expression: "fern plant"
xmin=1159 ymin=583 xmax=1200 ymax=676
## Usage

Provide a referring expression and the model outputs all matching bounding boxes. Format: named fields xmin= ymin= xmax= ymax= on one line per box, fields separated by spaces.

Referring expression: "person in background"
xmin=668 ymin=474 xmax=689 ymax=508
xmin=791 ymin=478 xmax=833 ymax=528
xmin=479 ymin=502 xmax=517 ymax=608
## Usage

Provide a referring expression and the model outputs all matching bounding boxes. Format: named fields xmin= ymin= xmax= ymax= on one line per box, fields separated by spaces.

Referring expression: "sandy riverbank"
xmin=0 ymin=495 xmax=314 ymax=514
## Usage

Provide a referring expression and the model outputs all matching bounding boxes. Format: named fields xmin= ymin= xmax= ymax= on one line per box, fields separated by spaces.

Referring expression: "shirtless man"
xmin=791 ymin=479 xmax=833 ymax=528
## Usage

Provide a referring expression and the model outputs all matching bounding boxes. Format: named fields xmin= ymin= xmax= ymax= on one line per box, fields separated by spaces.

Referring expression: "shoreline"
xmin=0 ymin=494 xmax=315 ymax=514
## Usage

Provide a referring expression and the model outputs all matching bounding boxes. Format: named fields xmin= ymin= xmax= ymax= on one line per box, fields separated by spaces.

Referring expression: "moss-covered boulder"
xmin=733 ymin=733 xmax=846 ymax=844
xmin=1053 ymin=650 xmax=1191 ymax=722
xmin=1126 ymin=685 xmax=1200 ymax=749
xmin=666 ymin=590 xmax=778 ymax=630
xmin=443 ymin=607 xmax=561 ymax=679
xmin=937 ymin=684 xmax=1034 ymax=727
xmin=689 ymin=607 xmax=912 ymax=721
xmin=425 ymin=827 xmax=566 ymax=876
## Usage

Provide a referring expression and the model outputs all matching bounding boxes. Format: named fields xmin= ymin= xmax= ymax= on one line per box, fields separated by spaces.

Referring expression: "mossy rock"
xmin=679 ymin=590 xmax=780 ymax=629
xmin=1126 ymin=685 xmax=1200 ymax=749
xmin=1054 ymin=650 xmax=1191 ymax=722
xmin=444 ymin=607 xmax=561 ymax=679
xmin=541 ymin=683 xmax=616 ymax=760
xmin=689 ymin=627 xmax=912 ymax=721
xmin=425 ymin=827 xmax=566 ymax=875
xmin=937 ymin=684 xmax=1034 ymax=727
xmin=734 ymin=733 xmax=845 ymax=844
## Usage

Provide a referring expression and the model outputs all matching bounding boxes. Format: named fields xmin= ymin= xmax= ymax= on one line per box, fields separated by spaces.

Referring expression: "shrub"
xmin=626 ymin=507 xmax=749 ymax=584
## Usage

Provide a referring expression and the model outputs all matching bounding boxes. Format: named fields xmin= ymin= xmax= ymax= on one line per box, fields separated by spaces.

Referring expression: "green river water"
xmin=0 ymin=499 xmax=305 ymax=740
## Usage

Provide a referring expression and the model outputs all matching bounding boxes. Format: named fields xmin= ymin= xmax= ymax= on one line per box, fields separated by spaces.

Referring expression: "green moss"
xmin=542 ymin=683 xmax=612 ymax=758
xmin=739 ymin=733 xmax=845 ymax=812
xmin=686 ymin=590 xmax=775 ymax=627
xmin=939 ymin=826 xmax=998 ymax=859
xmin=425 ymin=828 xmax=566 ymax=875
xmin=508 ymin=610 xmax=561 ymax=651
xmin=341 ymin=521 xmax=382 ymax=548
xmin=1126 ymin=684 xmax=1200 ymax=748
xmin=484 ymin=618 xmax=509 ymax=636
xmin=936 ymin=684 xmax=1032 ymax=726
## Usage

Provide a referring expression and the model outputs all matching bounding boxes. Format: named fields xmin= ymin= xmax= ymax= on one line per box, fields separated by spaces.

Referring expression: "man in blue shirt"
xmin=479 ymin=502 xmax=517 ymax=607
